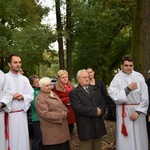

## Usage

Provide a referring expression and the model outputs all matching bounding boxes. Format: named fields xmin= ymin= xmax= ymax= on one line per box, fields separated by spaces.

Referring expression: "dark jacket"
xmin=69 ymin=84 xmax=107 ymax=140
xmin=95 ymin=79 xmax=108 ymax=100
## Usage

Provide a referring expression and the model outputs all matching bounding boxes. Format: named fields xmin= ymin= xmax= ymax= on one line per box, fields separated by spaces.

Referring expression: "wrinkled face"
xmin=40 ymin=83 xmax=52 ymax=93
xmin=8 ymin=56 xmax=21 ymax=74
xmin=87 ymin=68 xmax=95 ymax=79
xmin=32 ymin=78 xmax=40 ymax=88
xmin=59 ymin=74 xmax=68 ymax=84
xmin=78 ymin=71 xmax=90 ymax=87
xmin=121 ymin=60 xmax=134 ymax=74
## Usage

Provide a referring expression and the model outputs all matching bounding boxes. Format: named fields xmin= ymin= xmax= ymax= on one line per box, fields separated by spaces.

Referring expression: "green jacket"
xmin=31 ymin=88 xmax=40 ymax=122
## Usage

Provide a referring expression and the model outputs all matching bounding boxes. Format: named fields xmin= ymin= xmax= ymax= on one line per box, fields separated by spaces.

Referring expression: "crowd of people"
xmin=0 ymin=54 xmax=150 ymax=150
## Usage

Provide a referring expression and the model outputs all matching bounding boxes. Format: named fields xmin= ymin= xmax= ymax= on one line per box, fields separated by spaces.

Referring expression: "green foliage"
xmin=71 ymin=0 xmax=134 ymax=84
xmin=5 ymin=24 xmax=55 ymax=73
xmin=0 ymin=0 xmax=57 ymax=76
xmin=0 ymin=0 xmax=136 ymax=82
xmin=0 ymin=0 xmax=49 ymax=28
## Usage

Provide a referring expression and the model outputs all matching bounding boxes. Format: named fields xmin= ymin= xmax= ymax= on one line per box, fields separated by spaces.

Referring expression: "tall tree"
xmin=131 ymin=0 xmax=150 ymax=77
xmin=7 ymin=24 xmax=56 ymax=75
xmin=55 ymin=0 xmax=65 ymax=69
xmin=66 ymin=0 xmax=73 ymax=80
xmin=0 ymin=0 xmax=56 ymax=75
xmin=71 ymin=0 xmax=133 ymax=84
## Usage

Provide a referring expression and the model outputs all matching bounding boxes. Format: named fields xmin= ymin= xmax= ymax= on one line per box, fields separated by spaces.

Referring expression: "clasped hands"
xmin=13 ymin=93 xmax=24 ymax=101
xmin=62 ymin=110 xmax=68 ymax=119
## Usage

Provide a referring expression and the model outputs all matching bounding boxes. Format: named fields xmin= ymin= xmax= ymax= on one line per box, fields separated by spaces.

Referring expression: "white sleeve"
xmin=0 ymin=72 xmax=13 ymax=112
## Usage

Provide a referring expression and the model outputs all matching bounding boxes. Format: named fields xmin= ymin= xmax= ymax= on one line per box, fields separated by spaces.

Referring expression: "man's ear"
xmin=8 ymin=63 xmax=11 ymax=68
xmin=120 ymin=64 xmax=122 ymax=69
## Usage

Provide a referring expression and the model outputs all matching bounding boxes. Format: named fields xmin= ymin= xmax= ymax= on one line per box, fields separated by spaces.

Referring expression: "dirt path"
xmin=30 ymin=120 xmax=116 ymax=150
xmin=70 ymin=120 xmax=116 ymax=150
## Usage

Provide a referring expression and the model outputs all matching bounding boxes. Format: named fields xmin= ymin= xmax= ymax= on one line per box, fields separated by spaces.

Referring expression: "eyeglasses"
xmin=124 ymin=65 xmax=133 ymax=67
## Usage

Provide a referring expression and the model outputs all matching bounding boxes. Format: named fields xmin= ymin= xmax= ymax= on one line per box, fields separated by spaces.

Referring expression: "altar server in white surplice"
xmin=6 ymin=54 xmax=34 ymax=150
xmin=0 ymin=70 xmax=12 ymax=150
xmin=108 ymin=55 xmax=149 ymax=150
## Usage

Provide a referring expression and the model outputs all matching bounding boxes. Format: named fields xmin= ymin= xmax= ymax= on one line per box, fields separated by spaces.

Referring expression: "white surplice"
xmin=6 ymin=71 xmax=34 ymax=150
xmin=108 ymin=70 xmax=149 ymax=150
xmin=0 ymin=70 xmax=12 ymax=150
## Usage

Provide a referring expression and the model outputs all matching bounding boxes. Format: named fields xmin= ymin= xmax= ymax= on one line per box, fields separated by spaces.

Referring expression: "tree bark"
xmin=55 ymin=0 xmax=65 ymax=69
xmin=132 ymin=0 xmax=150 ymax=78
xmin=66 ymin=0 xmax=73 ymax=80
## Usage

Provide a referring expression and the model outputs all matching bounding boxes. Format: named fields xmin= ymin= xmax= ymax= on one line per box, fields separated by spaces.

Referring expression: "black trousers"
xmin=32 ymin=121 xmax=43 ymax=150
xmin=68 ymin=124 xmax=74 ymax=134
xmin=43 ymin=141 xmax=70 ymax=150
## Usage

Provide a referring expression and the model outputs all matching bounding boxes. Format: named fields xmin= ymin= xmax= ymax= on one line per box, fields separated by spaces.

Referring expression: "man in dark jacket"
xmin=69 ymin=69 xmax=107 ymax=150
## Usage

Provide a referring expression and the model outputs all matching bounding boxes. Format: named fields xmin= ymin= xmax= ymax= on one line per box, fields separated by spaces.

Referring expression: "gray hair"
xmin=29 ymin=75 xmax=39 ymax=85
xmin=76 ymin=69 xmax=88 ymax=80
xmin=39 ymin=77 xmax=51 ymax=87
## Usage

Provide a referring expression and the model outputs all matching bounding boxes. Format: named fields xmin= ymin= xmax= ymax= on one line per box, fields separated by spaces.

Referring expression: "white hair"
xmin=39 ymin=77 xmax=51 ymax=87
xmin=76 ymin=69 xmax=88 ymax=79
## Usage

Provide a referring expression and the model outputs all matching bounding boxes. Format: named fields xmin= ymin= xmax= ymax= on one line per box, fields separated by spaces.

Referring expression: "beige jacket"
xmin=35 ymin=91 xmax=70 ymax=145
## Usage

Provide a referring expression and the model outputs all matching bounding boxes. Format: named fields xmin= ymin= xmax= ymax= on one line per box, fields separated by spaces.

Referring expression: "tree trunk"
xmin=132 ymin=0 xmax=150 ymax=78
xmin=55 ymin=0 xmax=65 ymax=69
xmin=66 ymin=0 xmax=73 ymax=80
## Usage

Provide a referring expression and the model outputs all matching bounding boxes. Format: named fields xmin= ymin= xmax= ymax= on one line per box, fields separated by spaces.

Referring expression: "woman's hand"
xmin=62 ymin=110 xmax=67 ymax=119
xmin=66 ymin=103 xmax=71 ymax=106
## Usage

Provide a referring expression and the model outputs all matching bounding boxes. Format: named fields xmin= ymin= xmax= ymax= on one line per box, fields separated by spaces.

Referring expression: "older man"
xmin=0 ymin=70 xmax=12 ymax=150
xmin=69 ymin=69 xmax=106 ymax=150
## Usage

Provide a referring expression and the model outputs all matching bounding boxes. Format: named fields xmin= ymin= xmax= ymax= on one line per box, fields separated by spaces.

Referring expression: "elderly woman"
xmin=53 ymin=70 xmax=76 ymax=133
xmin=35 ymin=77 xmax=70 ymax=150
